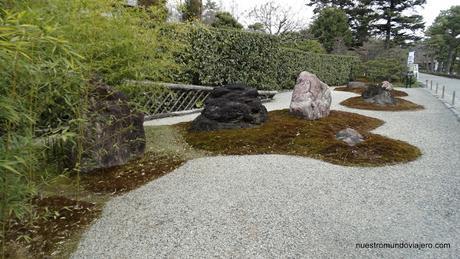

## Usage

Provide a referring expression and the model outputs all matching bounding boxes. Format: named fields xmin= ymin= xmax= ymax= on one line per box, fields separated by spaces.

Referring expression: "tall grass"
xmin=0 ymin=0 xmax=178 ymax=254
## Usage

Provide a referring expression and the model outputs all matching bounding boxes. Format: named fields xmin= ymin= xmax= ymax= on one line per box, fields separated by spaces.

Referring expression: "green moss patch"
xmin=340 ymin=96 xmax=424 ymax=111
xmin=179 ymin=109 xmax=421 ymax=166
xmin=335 ymin=86 xmax=408 ymax=97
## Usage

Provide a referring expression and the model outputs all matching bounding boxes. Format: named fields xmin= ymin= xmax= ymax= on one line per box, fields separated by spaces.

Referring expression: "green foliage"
xmin=0 ymin=0 xmax=177 ymax=242
xmin=0 ymin=7 xmax=82 ymax=247
xmin=310 ymin=7 xmax=352 ymax=52
xmin=282 ymin=39 xmax=326 ymax=54
xmin=248 ymin=23 xmax=265 ymax=32
xmin=118 ymin=81 xmax=174 ymax=115
xmin=211 ymin=11 xmax=243 ymax=30
xmin=307 ymin=0 xmax=426 ymax=47
xmin=364 ymin=58 xmax=405 ymax=82
xmin=426 ymin=6 xmax=460 ymax=73
xmin=182 ymin=0 xmax=202 ymax=21
xmin=180 ymin=25 xmax=281 ymax=89
xmin=277 ymin=48 xmax=358 ymax=87
xmin=279 ymin=31 xmax=326 ymax=53
xmin=168 ymin=24 xmax=357 ymax=89
xmin=372 ymin=0 xmax=426 ymax=48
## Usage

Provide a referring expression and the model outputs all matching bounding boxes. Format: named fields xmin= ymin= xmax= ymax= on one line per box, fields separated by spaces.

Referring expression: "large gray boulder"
xmin=190 ymin=84 xmax=268 ymax=131
xmin=289 ymin=71 xmax=332 ymax=120
xmin=81 ymin=80 xmax=145 ymax=172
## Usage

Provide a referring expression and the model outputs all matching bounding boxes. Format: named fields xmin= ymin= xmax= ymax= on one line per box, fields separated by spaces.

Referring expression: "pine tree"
xmin=426 ymin=6 xmax=460 ymax=73
xmin=307 ymin=0 xmax=376 ymax=46
xmin=306 ymin=0 xmax=354 ymax=14
xmin=348 ymin=0 xmax=377 ymax=46
xmin=309 ymin=7 xmax=353 ymax=52
xmin=211 ymin=12 xmax=243 ymax=30
xmin=372 ymin=0 xmax=425 ymax=49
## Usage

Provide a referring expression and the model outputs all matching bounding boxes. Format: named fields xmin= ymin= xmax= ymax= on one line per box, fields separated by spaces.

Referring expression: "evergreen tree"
xmin=307 ymin=0 xmax=375 ymax=46
xmin=182 ymin=0 xmax=202 ymax=21
xmin=348 ymin=0 xmax=376 ymax=46
xmin=306 ymin=0 xmax=354 ymax=13
xmin=248 ymin=23 xmax=265 ymax=32
xmin=211 ymin=12 xmax=243 ymax=30
xmin=372 ymin=0 xmax=425 ymax=49
xmin=426 ymin=6 xmax=460 ymax=73
xmin=309 ymin=7 xmax=352 ymax=52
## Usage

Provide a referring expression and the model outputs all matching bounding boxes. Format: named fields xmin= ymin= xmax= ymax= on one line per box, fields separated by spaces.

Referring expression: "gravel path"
xmin=73 ymin=88 xmax=459 ymax=258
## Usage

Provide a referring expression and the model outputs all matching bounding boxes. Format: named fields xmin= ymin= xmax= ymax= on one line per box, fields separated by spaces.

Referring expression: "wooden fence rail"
xmin=127 ymin=80 xmax=278 ymax=120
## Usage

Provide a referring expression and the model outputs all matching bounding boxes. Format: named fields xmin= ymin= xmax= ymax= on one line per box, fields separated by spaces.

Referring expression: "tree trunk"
xmin=384 ymin=0 xmax=394 ymax=49
xmin=445 ymin=47 xmax=454 ymax=75
xmin=449 ymin=50 xmax=457 ymax=74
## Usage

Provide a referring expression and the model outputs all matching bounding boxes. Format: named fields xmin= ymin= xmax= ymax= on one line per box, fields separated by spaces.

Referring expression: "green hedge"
xmin=276 ymin=48 xmax=359 ymax=88
xmin=167 ymin=24 xmax=359 ymax=90
xmin=365 ymin=58 xmax=405 ymax=83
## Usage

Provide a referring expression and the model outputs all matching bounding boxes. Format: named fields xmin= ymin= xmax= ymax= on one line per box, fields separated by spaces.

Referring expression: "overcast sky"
xmin=214 ymin=0 xmax=459 ymax=29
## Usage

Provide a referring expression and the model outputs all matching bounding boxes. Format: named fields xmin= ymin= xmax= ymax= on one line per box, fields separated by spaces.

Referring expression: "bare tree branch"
xmin=248 ymin=1 xmax=301 ymax=35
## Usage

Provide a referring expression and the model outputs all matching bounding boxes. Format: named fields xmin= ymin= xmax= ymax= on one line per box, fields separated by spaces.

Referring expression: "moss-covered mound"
xmin=179 ymin=109 xmax=421 ymax=167
xmin=335 ymin=86 xmax=408 ymax=97
xmin=82 ymin=153 xmax=185 ymax=194
xmin=340 ymin=96 xmax=424 ymax=111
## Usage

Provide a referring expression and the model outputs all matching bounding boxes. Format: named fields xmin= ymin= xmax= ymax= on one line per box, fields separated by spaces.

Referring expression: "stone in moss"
xmin=190 ymin=84 xmax=268 ymax=131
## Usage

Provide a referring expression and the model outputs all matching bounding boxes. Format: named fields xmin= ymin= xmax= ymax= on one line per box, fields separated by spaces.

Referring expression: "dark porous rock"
xmin=81 ymin=80 xmax=145 ymax=172
xmin=336 ymin=128 xmax=364 ymax=146
xmin=190 ymin=84 xmax=268 ymax=131
xmin=347 ymin=81 xmax=367 ymax=89
xmin=362 ymin=85 xmax=396 ymax=105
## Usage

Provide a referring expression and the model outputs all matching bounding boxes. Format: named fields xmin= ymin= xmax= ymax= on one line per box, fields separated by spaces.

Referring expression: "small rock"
xmin=289 ymin=71 xmax=332 ymax=120
xmin=336 ymin=128 xmax=364 ymax=146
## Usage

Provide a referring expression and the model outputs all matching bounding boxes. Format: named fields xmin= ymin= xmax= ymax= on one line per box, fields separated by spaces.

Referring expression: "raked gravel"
xmin=73 ymin=88 xmax=459 ymax=258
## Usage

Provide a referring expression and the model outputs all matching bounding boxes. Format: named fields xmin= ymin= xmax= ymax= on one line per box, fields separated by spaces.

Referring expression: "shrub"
xmin=277 ymin=48 xmax=358 ymax=87
xmin=281 ymin=39 xmax=326 ymax=54
xmin=168 ymin=24 xmax=358 ymax=90
xmin=365 ymin=58 xmax=405 ymax=83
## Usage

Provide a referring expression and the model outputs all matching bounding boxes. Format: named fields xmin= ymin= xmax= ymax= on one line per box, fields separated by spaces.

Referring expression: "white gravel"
xmin=73 ymin=88 xmax=459 ymax=258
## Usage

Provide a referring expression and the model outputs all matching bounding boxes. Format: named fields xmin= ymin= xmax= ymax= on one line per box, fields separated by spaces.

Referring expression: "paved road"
xmin=74 ymin=89 xmax=459 ymax=258
xmin=419 ymin=73 xmax=460 ymax=107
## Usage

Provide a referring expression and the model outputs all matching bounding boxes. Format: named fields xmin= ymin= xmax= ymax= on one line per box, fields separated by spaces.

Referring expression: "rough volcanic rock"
xmin=347 ymin=81 xmax=367 ymax=89
xmin=362 ymin=84 xmax=396 ymax=105
xmin=190 ymin=84 xmax=268 ymax=131
xmin=336 ymin=128 xmax=364 ymax=146
xmin=81 ymin=80 xmax=145 ymax=172
xmin=289 ymin=71 xmax=332 ymax=120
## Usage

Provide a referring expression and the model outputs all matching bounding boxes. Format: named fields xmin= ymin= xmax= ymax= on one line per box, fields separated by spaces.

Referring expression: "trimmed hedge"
xmin=365 ymin=58 xmax=405 ymax=83
xmin=276 ymin=48 xmax=359 ymax=89
xmin=166 ymin=24 xmax=359 ymax=90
